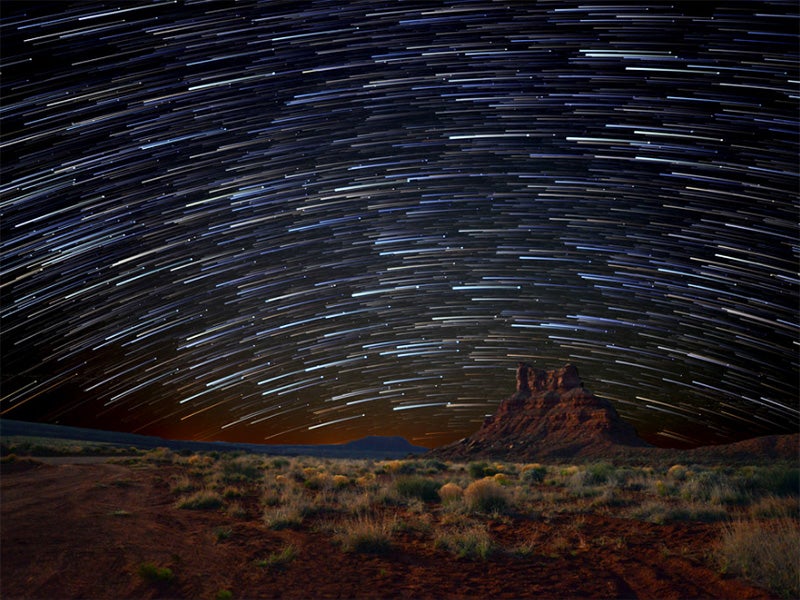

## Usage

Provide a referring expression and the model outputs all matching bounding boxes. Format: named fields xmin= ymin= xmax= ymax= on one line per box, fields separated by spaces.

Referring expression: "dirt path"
xmin=1 ymin=460 xmax=775 ymax=599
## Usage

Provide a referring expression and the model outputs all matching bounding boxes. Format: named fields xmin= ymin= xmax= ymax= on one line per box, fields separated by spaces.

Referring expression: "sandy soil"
xmin=1 ymin=458 xmax=775 ymax=600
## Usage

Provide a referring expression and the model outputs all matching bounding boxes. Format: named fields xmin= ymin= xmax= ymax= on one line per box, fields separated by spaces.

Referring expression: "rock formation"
xmin=432 ymin=363 xmax=650 ymax=460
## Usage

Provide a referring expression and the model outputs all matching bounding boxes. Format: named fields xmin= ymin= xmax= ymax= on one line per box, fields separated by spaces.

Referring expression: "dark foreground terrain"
xmin=2 ymin=445 xmax=797 ymax=599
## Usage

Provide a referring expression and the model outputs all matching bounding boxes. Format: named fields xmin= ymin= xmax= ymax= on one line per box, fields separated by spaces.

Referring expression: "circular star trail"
xmin=1 ymin=1 xmax=798 ymax=448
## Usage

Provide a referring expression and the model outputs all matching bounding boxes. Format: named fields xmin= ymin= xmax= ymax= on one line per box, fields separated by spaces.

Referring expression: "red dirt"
xmin=1 ymin=459 xmax=776 ymax=600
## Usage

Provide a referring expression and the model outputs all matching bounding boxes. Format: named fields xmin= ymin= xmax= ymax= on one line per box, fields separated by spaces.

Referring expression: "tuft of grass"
xmin=263 ymin=505 xmax=305 ymax=530
xmin=215 ymin=590 xmax=233 ymax=600
xmin=222 ymin=486 xmax=244 ymax=499
xmin=170 ymin=475 xmax=196 ymax=495
xmin=434 ymin=526 xmax=496 ymax=560
xmin=335 ymin=514 xmax=394 ymax=554
xmin=718 ymin=518 xmax=800 ymax=599
xmin=256 ymin=544 xmax=298 ymax=570
xmin=464 ymin=477 xmax=509 ymax=514
xmin=110 ymin=509 xmax=131 ymax=517
xmin=176 ymin=489 xmax=223 ymax=510
xmin=138 ymin=562 xmax=174 ymax=583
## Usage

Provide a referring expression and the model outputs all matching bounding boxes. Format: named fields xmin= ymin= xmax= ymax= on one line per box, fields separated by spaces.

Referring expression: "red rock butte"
xmin=433 ymin=363 xmax=650 ymax=460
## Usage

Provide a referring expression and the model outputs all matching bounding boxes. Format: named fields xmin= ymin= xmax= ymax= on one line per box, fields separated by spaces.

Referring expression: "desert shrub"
xmin=145 ymin=447 xmax=175 ymax=464
xmin=652 ymin=479 xmax=678 ymax=498
xmin=225 ymin=501 xmax=248 ymax=519
xmin=434 ymin=526 xmax=496 ymax=560
xmin=186 ymin=454 xmax=214 ymax=469
xmin=176 ymin=489 xmax=223 ymax=510
xmin=395 ymin=475 xmax=440 ymax=503
xmin=138 ymin=562 xmax=174 ymax=583
xmin=590 ymin=488 xmax=629 ymax=509
xmin=749 ymin=495 xmax=798 ymax=519
xmin=629 ymin=500 xmax=728 ymax=524
xmin=584 ymin=462 xmax=615 ymax=485
xmin=439 ymin=482 xmax=464 ymax=505
xmin=493 ymin=472 xmax=512 ymax=486
xmin=719 ymin=518 xmax=800 ymax=599
xmin=332 ymin=475 xmax=351 ymax=489
xmin=745 ymin=466 xmax=799 ymax=497
xmin=355 ymin=472 xmax=377 ymax=489
xmin=380 ymin=460 xmax=418 ymax=474
xmin=270 ymin=457 xmax=290 ymax=469
xmin=422 ymin=459 xmax=448 ymax=473
xmin=680 ymin=470 xmax=749 ymax=505
xmin=263 ymin=506 xmax=303 ymax=530
xmin=666 ymin=464 xmax=689 ymax=481
xmin=464 ymin=477 xmax=509 ymax=514
xmin=335 ymin=514 xmax=394 ymax=554
xmin=220 ymin=456 xmax=262 ymax=483
xmin=303 ymin=473 xmax=330 ymax=491
xmin=468 ymin=461 xmax=498 ymax=479
xmin=222 ymin=486 xmax=244 ymax=499
xmin=521 ymin=464 xmax=547 ymax=484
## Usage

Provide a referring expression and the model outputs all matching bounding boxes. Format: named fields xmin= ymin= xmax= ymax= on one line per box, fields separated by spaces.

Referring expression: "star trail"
xmin=1 ymin=1 xmax=798 ymax=448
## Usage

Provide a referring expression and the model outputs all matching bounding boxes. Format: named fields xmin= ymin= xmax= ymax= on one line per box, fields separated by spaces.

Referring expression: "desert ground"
xmin=1 ymin=442 xmax=798 ymax=600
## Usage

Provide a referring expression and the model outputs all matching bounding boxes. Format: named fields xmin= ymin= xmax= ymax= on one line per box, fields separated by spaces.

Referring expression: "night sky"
xmin=2 ymin=1 xmax=798 ymax=449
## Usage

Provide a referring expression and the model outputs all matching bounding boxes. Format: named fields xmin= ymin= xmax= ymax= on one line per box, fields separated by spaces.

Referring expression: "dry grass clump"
xmin=666 ymin=464 xmax=689 ymax=481
xmin=176 ymin=489 xmax=223 ymax=510
xmin=748 ymin=495 xmax=798 ymax=519
xmin=263 ymin=504 xmax=306 ymax=530
xmin=629 ymin=500 xmax=728 ymax=524
xmin=464 ymin=477 xmax=509 ymax=514
xmin=334 ymin=514 xmax=395 ymax=554
xmin=718 ymin=518 xmax=800 ymax=599
xmin=170 ymin=474 xmax=196 ymax=494
xmin=434 ymin=525 xmax=496 ymax=560
xmin=256 ymin=544 xmax=298 ymax=570
xmin=439 ymin=482 xmax=464 ymax=505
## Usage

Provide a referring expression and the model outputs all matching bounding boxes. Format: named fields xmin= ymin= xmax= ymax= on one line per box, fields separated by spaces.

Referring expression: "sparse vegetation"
xmin=718 ymin=518 xmax=800 ymax=599
xmin=176 ymin=489 xmax=223 ymax=510
xmin=257 ymin=544 xmax=298 ymax=569
xmin=4 ymin=441 xmax=797 ymax=599
xmin=138 ymin=562 xmax=174 ymax=583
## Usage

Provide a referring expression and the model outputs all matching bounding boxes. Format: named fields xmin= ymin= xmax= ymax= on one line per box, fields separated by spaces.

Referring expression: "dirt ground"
xmin=1 ymin=458 xmax=776 ymax=600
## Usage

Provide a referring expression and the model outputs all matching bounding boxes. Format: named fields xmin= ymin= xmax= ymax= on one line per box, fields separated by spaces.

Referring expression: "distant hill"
xmin=340 ymin=435 xmax=428 ymax=454
xmin=0 ymin=419 xmax=426 ymax=460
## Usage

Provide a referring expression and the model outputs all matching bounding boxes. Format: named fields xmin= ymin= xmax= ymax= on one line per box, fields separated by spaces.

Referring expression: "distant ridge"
xmin=0 ymin=419 xmax=426 ymax=459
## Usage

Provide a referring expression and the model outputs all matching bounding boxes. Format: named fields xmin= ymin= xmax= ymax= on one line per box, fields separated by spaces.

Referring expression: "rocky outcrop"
xmin=432 ymin=363 xmax=650 ymax=460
